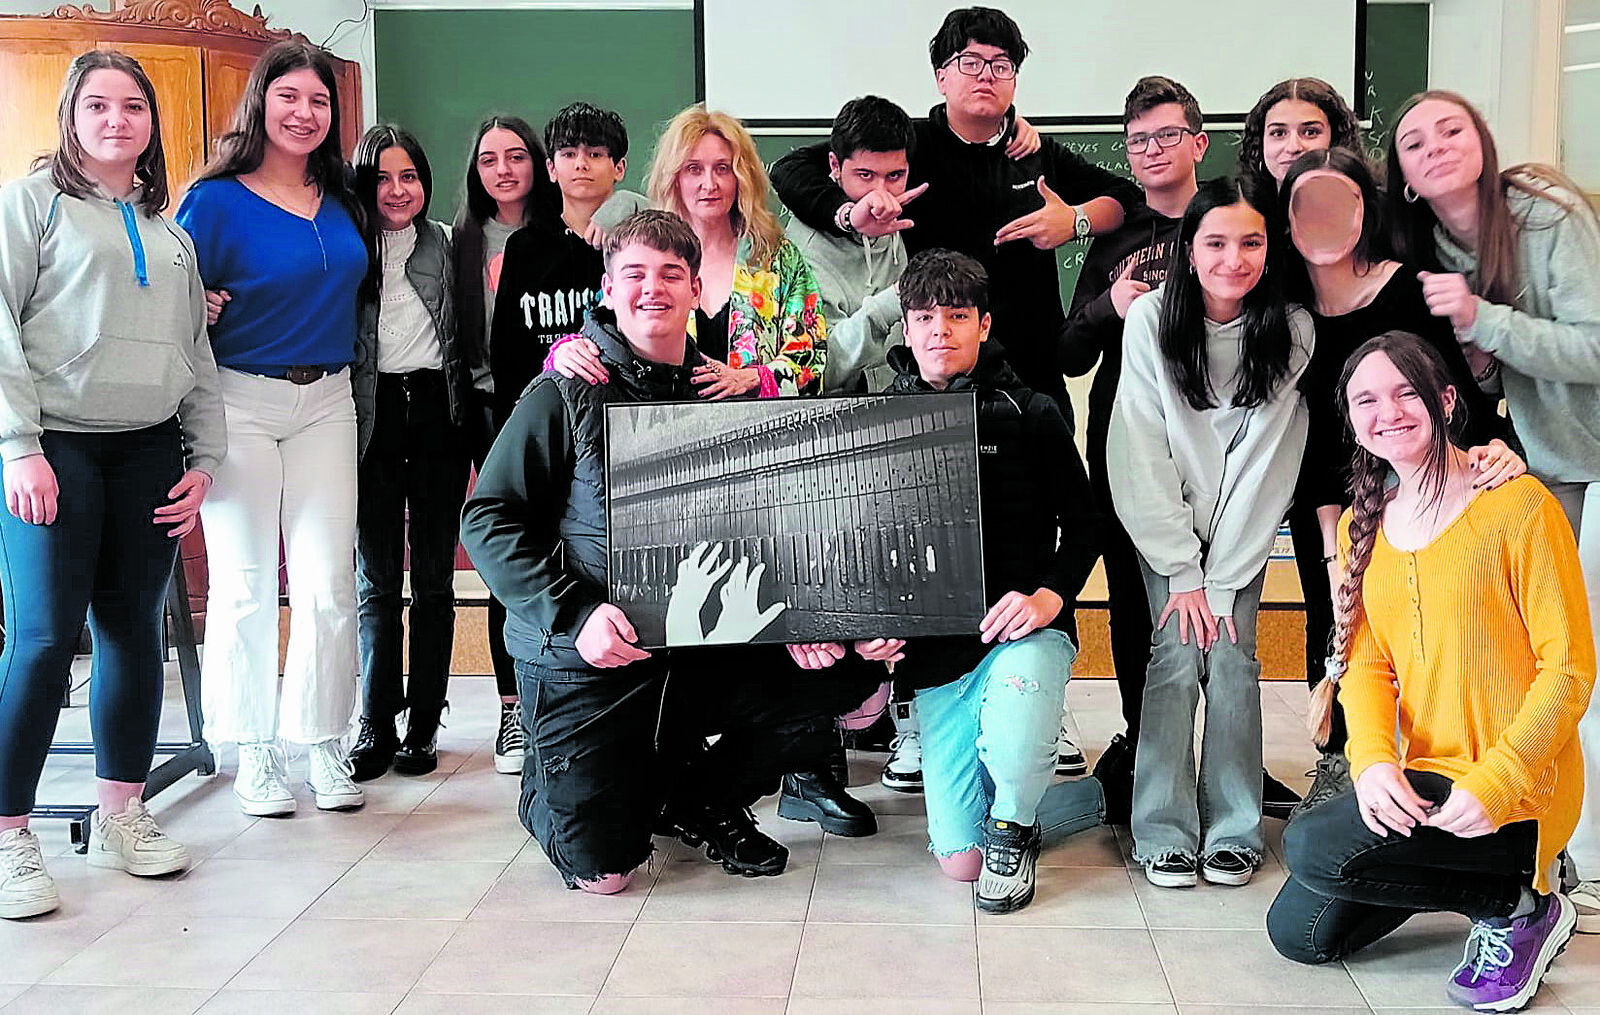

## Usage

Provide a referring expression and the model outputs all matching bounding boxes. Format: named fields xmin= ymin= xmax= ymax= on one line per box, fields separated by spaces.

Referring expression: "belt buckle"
xmin=284 ymin=366 xmax=324 ymax=385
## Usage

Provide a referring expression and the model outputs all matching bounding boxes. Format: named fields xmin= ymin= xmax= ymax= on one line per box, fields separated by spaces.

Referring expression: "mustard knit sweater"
xmin=1338 ymin=475 xmax=1595 ymax=892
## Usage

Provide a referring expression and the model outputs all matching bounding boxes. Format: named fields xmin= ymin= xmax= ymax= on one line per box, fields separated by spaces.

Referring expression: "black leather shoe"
xmin=393 ymin=707 xmax=442 ymax=776
xmin=664 ymin=802 xmax=788 ymax=877
xmin=1092 ymin=732 xmax=1135 ymax=825
xmin=777 ymin=770 xmax=878 ymax=837
xmin=1263 ymin=768 xmax=1302 ymax=820
xmin=349 ymin=715 xmax=398 ymax=782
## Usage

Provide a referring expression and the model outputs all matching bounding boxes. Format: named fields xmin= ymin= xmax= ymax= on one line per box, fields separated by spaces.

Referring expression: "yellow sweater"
xmin=1338 ymin=476 xmax=1595 ymax=892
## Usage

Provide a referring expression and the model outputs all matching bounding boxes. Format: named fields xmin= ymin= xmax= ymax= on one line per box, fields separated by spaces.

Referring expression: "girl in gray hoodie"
xmin=1386 ymin=89 xmax=1600 ymax=934
xmin=0 ymin=50 xmax=224 ymax=919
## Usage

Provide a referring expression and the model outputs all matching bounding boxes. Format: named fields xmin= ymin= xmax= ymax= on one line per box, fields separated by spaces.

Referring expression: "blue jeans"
xmin=356 ymin=370 xmax=470 ymax=727
xmin=0 ymin=423 xmax=182 ymax=815
xmin=915 ymin=629 xmax=1104 ymax=856
xmin=1132 ymin=560 xmax=1266 ymax=864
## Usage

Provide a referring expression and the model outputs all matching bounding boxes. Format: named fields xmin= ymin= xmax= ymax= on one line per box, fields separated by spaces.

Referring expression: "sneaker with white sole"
xmin=976 ymin=817 xmax=1041 ymax=913
xmin=1571 ymin=880 xmax=1600 ymax=934
xmin=881 ymin=731 xmax=923 ymax=792
xmin=1201 ymin=848 xmax=1258 ymax=886
xmin=494 ymin=700 xmax=526 ymax=775
xmin=1143 ymin=852 xmax=1199 ymax=888
xmin=1056 ymin=724 xmax=1087 ymax=776
xmin=1447 ymin=892 xmax=1575 ymax=1011
xmin=0 ymin=827 xmax=59 ymax=919
xmin=307 ymin=739 xmax=365 ymax=811
xmin=234 ymin=741 xmax=296 ymax=817
xmin=88 ymin=797 xmax=190 ymax=877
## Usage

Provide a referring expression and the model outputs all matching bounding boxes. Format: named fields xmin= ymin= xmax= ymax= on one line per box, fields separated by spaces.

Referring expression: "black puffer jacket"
xmin=460 ymin=307 xmax=700 ymax=670
xmin=883 ymin=342 xmax=1100 ymax=692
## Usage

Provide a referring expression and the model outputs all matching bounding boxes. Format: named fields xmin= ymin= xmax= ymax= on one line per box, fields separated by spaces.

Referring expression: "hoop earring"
xmin=1403 ymin=183 xmax=1419 ymax=204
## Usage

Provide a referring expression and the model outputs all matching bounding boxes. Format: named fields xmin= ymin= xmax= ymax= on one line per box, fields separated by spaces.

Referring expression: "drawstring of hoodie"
xmin=117 ymin=198 xmax=149 ymax=287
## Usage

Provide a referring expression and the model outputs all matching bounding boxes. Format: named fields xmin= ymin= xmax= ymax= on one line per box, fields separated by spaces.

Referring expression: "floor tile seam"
xmin=346 ymin=913 xmax=473 ymax=999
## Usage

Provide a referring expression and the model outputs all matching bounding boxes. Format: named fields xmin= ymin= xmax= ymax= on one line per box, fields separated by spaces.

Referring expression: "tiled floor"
xmin=11 ymin=668 xmax=1600 ymax=1014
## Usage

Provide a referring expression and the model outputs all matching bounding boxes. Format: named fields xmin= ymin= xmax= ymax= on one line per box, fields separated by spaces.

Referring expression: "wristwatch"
xmin=1073 ymin=205 xmax=1092 ymax=240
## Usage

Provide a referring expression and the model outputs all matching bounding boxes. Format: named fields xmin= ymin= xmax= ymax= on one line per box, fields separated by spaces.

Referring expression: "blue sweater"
xmin=177 ymin=177 xmax=365 ymax=372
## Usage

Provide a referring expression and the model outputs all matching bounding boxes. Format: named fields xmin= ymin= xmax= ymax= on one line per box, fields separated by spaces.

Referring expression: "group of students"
xmin=1 ymin=5 xmax=1598 ymax=1012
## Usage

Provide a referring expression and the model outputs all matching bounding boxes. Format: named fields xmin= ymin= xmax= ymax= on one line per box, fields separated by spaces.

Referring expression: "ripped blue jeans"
xmin=914 ymin=629 xmax=1103 ymax=856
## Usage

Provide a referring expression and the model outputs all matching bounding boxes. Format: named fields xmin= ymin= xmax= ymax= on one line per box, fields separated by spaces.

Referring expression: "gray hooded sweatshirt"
xmin=0 ymin=171 xmax=225 ymax=474
xmin=784 ymin=211 xmax=905 ymax=393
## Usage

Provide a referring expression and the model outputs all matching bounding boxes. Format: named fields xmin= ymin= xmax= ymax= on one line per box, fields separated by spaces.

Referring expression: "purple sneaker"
xmin=1446 ymin=892 xmax=1576 ymax=1011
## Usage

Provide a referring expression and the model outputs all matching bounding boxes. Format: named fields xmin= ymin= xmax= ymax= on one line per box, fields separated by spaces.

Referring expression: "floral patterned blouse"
xmin=692 ymin=236 xmax=827 ymax=397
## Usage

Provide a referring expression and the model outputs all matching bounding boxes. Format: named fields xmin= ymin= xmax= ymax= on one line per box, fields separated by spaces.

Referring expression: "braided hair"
xmin=1308 ymin=331 xmax=1463 ymax=745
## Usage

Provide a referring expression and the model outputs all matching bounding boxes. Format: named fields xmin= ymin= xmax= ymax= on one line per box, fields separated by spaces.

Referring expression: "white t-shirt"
xmin=378 ymin=225 xmax=444 ymax=373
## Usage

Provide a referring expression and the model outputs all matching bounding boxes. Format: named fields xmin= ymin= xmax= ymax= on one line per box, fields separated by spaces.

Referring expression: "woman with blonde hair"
xmin=552 ymin=105 xmax=827 ymax=397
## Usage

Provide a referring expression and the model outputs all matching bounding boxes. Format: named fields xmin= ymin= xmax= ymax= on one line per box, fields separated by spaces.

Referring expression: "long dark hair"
xmin=1384 ymin=89 xmax=1596 ymax=310
xmin=1157 ymin=175 xmax=1292 ymax=411
xmin=1309 ymin=330 xmax=1461 ymax=745
xmin=1279 ymin=146 xmax=1391 ymax=307
xmin=195 ymin=40 xmax=355 ymax=214
xmin=353 ymin=124 xmax=432 ymax=302
xmin=36 ymin=49 xmax=169 ymax=215
xmin=1240 ymin=77 xmax=1363 ymax=188
xmin=458 ymin=115 xmax=544 ymax=227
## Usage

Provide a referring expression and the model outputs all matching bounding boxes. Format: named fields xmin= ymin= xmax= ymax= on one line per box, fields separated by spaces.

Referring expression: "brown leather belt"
xmin=282 ymin=366 xmax=328 ymax=385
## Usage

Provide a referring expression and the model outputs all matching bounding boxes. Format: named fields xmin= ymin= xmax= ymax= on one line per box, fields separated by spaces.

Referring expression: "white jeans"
xmin=1550 ymin=480 xmax=1600 ymax=881
xmin=200 ymin=368 xmax=359 ymax=745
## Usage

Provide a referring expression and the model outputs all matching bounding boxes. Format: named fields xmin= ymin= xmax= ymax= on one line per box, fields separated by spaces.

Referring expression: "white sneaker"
xmin=307 ymin=739 xmax=365 ymax=811
xmin=88 ymin=797 xmax=190 ymax=876
xmin=1056 ymin=723 xmax=1087 ymax=776
xmin=881 ymin=731 xmax=923 ymax=792
xmin=0 ymin=827 xmax=60 ymax=919
xmin=235 ymin=741 xmax=296 ymax=817
xmin=1572 ymin=879 xmax=1600 ymax=934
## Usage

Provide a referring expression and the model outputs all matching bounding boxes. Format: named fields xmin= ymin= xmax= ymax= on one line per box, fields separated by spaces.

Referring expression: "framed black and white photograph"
xmin=606 ymin=394 xmax=985 ymax=649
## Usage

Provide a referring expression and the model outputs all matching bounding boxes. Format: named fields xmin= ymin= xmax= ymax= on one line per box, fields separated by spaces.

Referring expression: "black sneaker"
xmin=664 ymin=802 xmax=788 ymax=877
xmin=777 ymin=770 xmax=877 ymax=837
xmin=1092 ymin=733 xmax=1135 ymax=825
xmin=1143 ymin=853 xmax=1198 ymax=888
xmin=1290 ymin=751 xmax=1352 ymax=821
xmin=1262 ymin=768 xmax=1302 ymax=820
xmin=1202 ymin=848 xmax=1258 ymax=886
xmin=348 ymin=715 xmax=398 ymax=783
xmin=494 ymin=700 xmax=526 ymax=775
xmin=976 ymin=818 xmax=1041 ymax=913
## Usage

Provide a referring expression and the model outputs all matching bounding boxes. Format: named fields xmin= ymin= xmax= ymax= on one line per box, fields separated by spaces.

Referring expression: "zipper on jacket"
xmin=117 ymin=199 xmax=150 ymax=287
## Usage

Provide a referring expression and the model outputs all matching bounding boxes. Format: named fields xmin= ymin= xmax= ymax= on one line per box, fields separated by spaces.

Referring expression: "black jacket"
xmin=488 ymin=218 xmax=605 ymax=422
xmin=882 ymin=342 xmax=1100 ymax=692
xmin=772 ymin=105 xmax=1143 ymax=401
xmin=1058 ymin=204 xmax=1183 ymax=487
xmin=460 ymin=308 xmax=701 ymax=670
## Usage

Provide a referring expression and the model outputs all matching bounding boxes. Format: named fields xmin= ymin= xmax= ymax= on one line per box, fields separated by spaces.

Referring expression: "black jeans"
xmin=1288 ymin=500 xmax=1346 ymax=751
xmin=1090 ymin=445 xmax=1151 ymax=738
xmin=474 ymin=388 xmax=516 ymax=698
xmin=356 ymin=370 xmax=470 ymax=727
xmin=0 ymin=423 xmax=181 ymax=814
xmin=1268 ymin=770 xmax=1537 ymax=964
xmin=516 ymin=645 xmax=877 ymax=883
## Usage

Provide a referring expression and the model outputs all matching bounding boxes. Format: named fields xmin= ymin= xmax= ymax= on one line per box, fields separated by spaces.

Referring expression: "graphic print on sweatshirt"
xmin=518 ymin=285 xmax=597 ymax=337
xmin=1110 ymin=239 xmax=1173 ymax=289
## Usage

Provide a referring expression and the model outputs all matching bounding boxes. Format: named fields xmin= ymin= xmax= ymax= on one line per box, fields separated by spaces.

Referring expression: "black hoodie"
xmin=1058 ymin=203 xmax=1183 ymax=489
xmin=881 ymin=341 xmax=1100 ymax=692
xmin=460 ymin=308 xmax=701 ymax=670
xmin=772 ymin=105 xmax=1143 ymax=402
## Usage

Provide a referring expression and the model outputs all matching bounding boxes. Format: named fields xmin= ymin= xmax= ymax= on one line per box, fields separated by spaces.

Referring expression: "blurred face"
xmin=905 ymin=303 xmax=990 ymax=389
xmin=476 ymin=127 xmax=535 ymax=210
xmin=676 ymin=132 xmax=737 ymax=226
xmin=1261 ymin=98 xmax=1330 ymax=184
xmin=935 ymin=41 xmax=1017 ymax=125
xmin=1394 ymin=98 xmax=1485 ymax=203
xmin=1345 ymin=350 xmax=1454 ymax=470
xmin=1124 ymin=103 xmax=1207 ymax=193
xmin=263 ymin=67 xmax=331 ymax=160
xmin=829 ymin=148 xmax=910 ymax=203
xmin=73 ymin=68 xmax=152 ymax=172
xmin=547 ymin=144 xmax=625 ymax=204
xmin=1189 ymin=201 xmax=1269 ymax=319
xmin=1289 ymin=170 xmax=1363 ymax=266
xmin=375 ymin=145 xmax=424 ymax=232
xmin=602 ymin=241 xmax=702 ymax=358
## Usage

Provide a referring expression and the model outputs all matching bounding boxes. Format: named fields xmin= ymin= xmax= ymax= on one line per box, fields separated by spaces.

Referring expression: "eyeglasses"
xmin=1124 ymin=126 xmax=1198 ymax=154
xmin=942 ymin=52 xmax=1017 ymax=80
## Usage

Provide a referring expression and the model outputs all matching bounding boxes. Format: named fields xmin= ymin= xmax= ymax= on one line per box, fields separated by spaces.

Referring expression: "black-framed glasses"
xmin=1124 ymin=126 xmax=1198 ymax=154
xmin=942 ymin=52 xmax=1017 ymax=80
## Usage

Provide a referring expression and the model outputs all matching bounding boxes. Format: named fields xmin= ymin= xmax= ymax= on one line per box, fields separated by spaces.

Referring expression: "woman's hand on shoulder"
xmin=549 ymin=337 xmax=608 ymax=385
xmin=1466 ymin=439 xmax=1525 ymax=490
xmin=3 ymin=453 xmax=58 ymax=525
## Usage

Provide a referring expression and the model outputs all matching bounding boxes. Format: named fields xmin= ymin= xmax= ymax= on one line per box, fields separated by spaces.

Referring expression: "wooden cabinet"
xmin=0 ymin=1 xmax=362 ymax=198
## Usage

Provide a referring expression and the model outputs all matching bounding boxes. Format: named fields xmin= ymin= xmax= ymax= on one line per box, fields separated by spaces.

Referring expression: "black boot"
xmin=1093 ymin=732 xmax=1135 ymax=825
xmin=1290 ymin=750 xmax=1351 ymax=820
xmin=778 ymin=768 xmax=878 ymax=837
xmin=349 ymin=715 xmax=398 ymax=782
xmin=393 ymin=704 xmax=444 ymax=776
xmin=1262 ymin=768 xmax=1302 ymax=820
xmin=663 ymin=801 xmax=788 ymax=877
